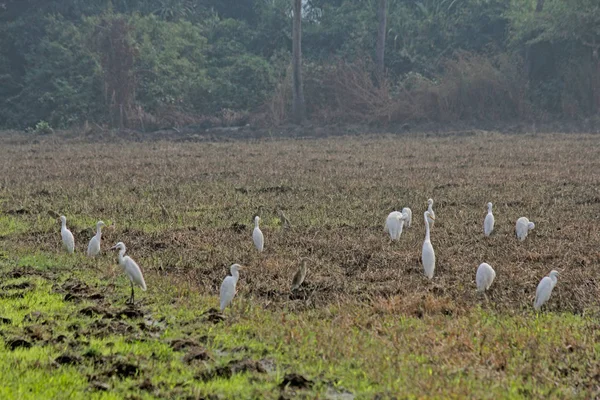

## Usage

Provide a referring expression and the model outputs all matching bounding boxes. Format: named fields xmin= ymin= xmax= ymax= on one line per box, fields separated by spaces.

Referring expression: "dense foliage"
xmin=0 ymin=0 xmax=598 ymax=129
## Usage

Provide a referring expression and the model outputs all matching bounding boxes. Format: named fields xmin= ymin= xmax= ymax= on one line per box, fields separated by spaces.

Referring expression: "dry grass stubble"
xmin=1 ymin=131 xmax=599 ymax=317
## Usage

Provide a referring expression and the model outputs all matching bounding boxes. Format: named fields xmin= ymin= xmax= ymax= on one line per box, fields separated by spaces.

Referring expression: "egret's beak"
xmin=430 ymin=215 xmax=435 ymax=220
xmin=110 ymin=245 xmax=118 ymax=250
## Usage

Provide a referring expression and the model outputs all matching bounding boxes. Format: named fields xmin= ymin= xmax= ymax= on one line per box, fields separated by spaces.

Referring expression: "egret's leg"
xmin=130 ymin=281 xmax=135 ymax=305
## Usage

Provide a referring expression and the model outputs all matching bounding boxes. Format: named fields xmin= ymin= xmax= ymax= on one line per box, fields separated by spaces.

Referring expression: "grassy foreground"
xmin=1 ymin=253 xmax=598 ymax=399
xmin=1 ymin=131 xmax=600 ymax=398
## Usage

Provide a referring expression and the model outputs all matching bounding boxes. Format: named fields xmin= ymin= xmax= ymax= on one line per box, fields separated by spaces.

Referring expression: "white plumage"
xmin=60 ymin=215 xmax=75 ymax=254
xmin=253 ymin=216 xmax=264 ymax=252
xmin=476 ymin=263 xmax=496 ymax=292
xmin=422 ymin=211 xmax=435 ymax=279
xmin=483 ymin=202 xmax=494 ymax=237
xmin=516 ymin=217 xmax=535 ymax=241
xmin=87 ymin=220 xmax=106 ymax=257
xmin=385 ymin=211 xmax=407 ymax=241
xmin=534 ymin=270 xmax=559 ymax=310
xmin=426 ymin=199 xmax=435 ymax=228
xmin=111 ymin=242 xmax=146 ymax=304
xmin=220 ymin=264 xmax=242 ymax=312
xmin=401 ymin=207 xmax=412 ymax=228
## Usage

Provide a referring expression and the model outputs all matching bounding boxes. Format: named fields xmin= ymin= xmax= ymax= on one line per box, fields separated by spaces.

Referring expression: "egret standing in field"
xmin=476 ymin=263 xmax=496 ymax=292
xmin=253 ymin=216 xmax=264 ymax=252
xmin=291 ymin=259 xmax=308 ymax=292
xmin=402 ymin=207 xmax=412 ymax=228
xmin=483 ymin=202 xmax=495 ymax=237
xmin=515 ymin=217 xmax=535 ymax=241
xmin=422 ymin=211 xmax=435 ymax=279
xmin=220 ymin=264 xmax=243 ymax=312
xmin=110 ymin=242 xmax=147 ymax=305
xmin=534 ymin=270 xmax=559 ymax=311
xmin=385 ymin=211 xmax=408 ymax=241
xmin=60 ymin=215 xmax=75 ymax=254
xmin=87 ymin=220 xmax=106 ymax=257
xmin=426 ymin=199 xmax=435 ymax=228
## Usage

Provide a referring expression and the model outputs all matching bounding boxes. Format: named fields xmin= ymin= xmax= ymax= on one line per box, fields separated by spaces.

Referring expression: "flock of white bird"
xmin=57 ymin=197 xmax=558 ymax=313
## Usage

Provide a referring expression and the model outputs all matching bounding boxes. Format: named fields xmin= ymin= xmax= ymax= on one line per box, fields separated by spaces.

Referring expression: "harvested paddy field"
xmin=1 ymin=131 xmax=599 ymax=398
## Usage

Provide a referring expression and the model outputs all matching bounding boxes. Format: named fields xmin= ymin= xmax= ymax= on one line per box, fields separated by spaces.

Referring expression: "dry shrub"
xmin=253 ymin=66 xmax=293 ymax=127
xmin=431 ymin=52 xmax=530 ymax=121
xmin=258 ymin=52 xmax=531 ymax=126
xmin=307 ymin=58 xmax=394 ymax=124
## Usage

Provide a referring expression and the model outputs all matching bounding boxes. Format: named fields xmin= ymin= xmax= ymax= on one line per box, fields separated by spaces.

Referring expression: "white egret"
xmin=220 ymin=264 xmax=243 ymax=312
xmin=110 ymin=242 xmax=147 ymax=305
xmin=253 ymin=216 xmax=264 ymax=252
xmin=534 ymin=270 xmax=559 ymax=310
xmin=291 ymin=259 xmax=308 ymax=292
xmin=484 ymin=202 xmax=495 ymax=237
xmin=422 ymin=211 xmax=435 ymax=279
xmin=476 ymin=263 xmax=496 ymax=292
xmin=402 ymin=207 xmax=412 ymax=228
xmin=426 ymin=199 xmax=435 ymax=228
xmin=516 ymin=217 xmax=535 ymax=241
xmin=60 ymin=215 xmax=75 ymax=254
xmin=385 ymin=211 xmax=407 ymax=241
xmin=87 ymin=220 xmax=106 ymax=257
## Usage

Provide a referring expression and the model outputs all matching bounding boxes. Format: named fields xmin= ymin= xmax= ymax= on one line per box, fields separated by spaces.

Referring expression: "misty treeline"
xmin=0 ymin=0 xmax=599 ymax=131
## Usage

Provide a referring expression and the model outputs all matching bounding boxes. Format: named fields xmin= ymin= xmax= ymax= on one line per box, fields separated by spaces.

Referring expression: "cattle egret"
xmin=110 ymin=242 xmax=147 ymax=305
xmin=220 ymin=264 xmax=242 ymax=312
xmin=60 ymin=216 xmax=75 ymax=254
xmin=422 ymin=211 xmax=435 ymax=279
xmin=385 ymin=211 xmax=407 ymax=241
xmin=516 ymin=217 xmax=535 ymax=241
xmin=253 ymin=216 xmax=264 ymax=252
xmin=534 ymin=270 xmax=559 ymax=310
xmin=291 ymin=259 xmax=308 ymax=292
xmin=87 ymin=221 xmax=106 ymax=257
xmin=426 ymin=199 xmax=435 ymax=227
xmin=402 ymin=207 xmax=412 ymax=228
xmin=484 ymin=202 xmax=495 ymax=237
xmin=476 ymin=263 xmax=496 ymax=292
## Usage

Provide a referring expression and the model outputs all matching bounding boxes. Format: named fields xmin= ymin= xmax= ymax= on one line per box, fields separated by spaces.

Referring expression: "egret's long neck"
xmin=61 ymin=220 xmax=66 ymax=229
xmin=118 ymin=249 xmax=126 ymax=264
xmin=424 ymin=217 xmax=431 ymax=242
xmin=232 ymin=270 xmax=239 ymax=283
xmin=488 ymin=205 xmax=492 ymax=214
xmin=96 ymin=225 xmax=102 ymax=236
xmin=254 ymin=219 xmax=259 ymax=229
xmin=428 ymin=204 xmax=433 ymax=213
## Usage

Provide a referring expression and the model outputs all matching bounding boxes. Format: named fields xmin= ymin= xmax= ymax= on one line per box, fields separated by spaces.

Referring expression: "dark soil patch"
xmin=183 ymin=347 xmax=212 ymax=364
xmin=201 ymin=308 xmax=224 ymax=324
xmin=79 ymin=306 xmax=111 ymax=318
xmin=0 ymin=317 xmax=12 ymax=324
xmin=196 ymin=358 xmax=266 ymax=381
xmin=103 ymin=360 xmax=140 ymax=379
xmin=2 ymin=281 xmax=33 ymax=290
xmin=279 ymin=373 xmax=313 ymax=389
xmin=169 ymin=338 xmax=201 ymax=351
xmin=54 ymin=353 xmax=82 ymax=366
xmin=7 ymin=337 xmax=32 ymax=350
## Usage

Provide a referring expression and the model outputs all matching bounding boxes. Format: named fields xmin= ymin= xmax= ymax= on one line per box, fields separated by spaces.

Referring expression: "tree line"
xmin=0 ymin=0 xmax=598 ymax=131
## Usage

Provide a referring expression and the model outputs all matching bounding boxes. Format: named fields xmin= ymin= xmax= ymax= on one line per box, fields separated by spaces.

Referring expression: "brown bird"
xmin=291 ymin=259 xmax=308 ymax=292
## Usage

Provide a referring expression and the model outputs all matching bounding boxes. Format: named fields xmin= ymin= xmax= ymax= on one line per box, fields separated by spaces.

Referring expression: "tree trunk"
xmin=375 ymin=0 xmax=387 ymax=82
xmin=526 ymin=0 xmax=545 ymax=81
xmin=292 ymin=0 xmax=305 ymax=124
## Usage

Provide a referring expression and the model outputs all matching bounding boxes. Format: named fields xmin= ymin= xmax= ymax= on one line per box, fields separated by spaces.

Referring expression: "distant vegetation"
xmin=0 ymin=0 xmax=599 ymax=130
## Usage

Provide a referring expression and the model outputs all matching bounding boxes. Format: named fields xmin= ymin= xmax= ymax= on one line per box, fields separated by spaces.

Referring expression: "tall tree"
xmin=292 ymin=0 xmax=305 ymax=124
xmin=375 ymin=0 xmax=387 ymax=81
